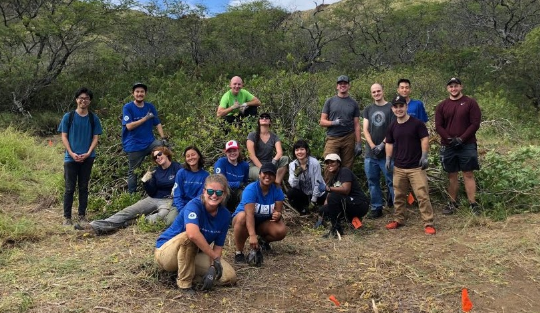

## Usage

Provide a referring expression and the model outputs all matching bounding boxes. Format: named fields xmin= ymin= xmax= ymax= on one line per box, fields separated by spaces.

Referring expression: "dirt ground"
xmin=1 ymin=201 xmax=539 ymax=313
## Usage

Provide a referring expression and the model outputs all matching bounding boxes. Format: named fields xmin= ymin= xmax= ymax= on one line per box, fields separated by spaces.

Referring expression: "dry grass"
xmin=1 ymin=203 xmax=540 ymax=313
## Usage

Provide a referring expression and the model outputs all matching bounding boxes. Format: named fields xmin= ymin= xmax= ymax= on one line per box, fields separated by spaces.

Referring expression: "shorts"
xmin=255 ymin=215 xmax=272 ymax=227
xmin=439 ymin=143 xmax=480 ymax=173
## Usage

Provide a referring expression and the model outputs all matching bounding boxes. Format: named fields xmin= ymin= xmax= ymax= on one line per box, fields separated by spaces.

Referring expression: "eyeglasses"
xmin=77 ymin=97 xmax=91 ymax=101
xmin=206 ymin=189 xmax=224 ymax=197
xmin=324 ymin=160 xmax=338 ymax=164
xmin=153 ymin=151 xmax=163 ymax=159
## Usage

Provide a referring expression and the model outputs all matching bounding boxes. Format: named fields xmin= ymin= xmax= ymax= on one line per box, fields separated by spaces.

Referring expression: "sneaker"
xmin=442 ymin=202 xmax=458 ymax=215
xmin=385 ymin=221 xmax=402 ymax=230
xmin=367 ymin=208 xmax=383 ymax=219
xmin=234 ymin=253 xmax=246 ymax=264
xmin=470 ymin=202 xmax=481 ymax=215
xmin=78 ymin=216 xmax=88 ymax=224
xmin=258 ymin=237 xmax=272 ymax=251
xmin=63 ymin=218 xmax=73 ymax=226
xmin=424 ymin=226 xmax=436 ymax=235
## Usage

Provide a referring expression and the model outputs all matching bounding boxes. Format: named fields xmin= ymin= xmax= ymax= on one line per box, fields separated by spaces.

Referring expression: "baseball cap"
xmin=259 ymin=112 xmax=271 ymax=120
xmin=259 ymin=163 xmax=277 ymax=175
xmin=447 ymin=77 xmax=462 ymax=85
xmin=324 ymin=153 xmax=341 ymax=162
xmin=132 ymin=82 xmax=148 ymax=92
xmin=225 ymin=140 xmax=239 ymax=151
xmin=337 ymin=75 xmax=350 ymax=83
xmin=392 ymin=95 xmax=407 ymax=106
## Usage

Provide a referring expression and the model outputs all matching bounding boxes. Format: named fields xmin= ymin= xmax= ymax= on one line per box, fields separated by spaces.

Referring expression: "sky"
xmin=193 ymin=0 xmax=342 ymax=15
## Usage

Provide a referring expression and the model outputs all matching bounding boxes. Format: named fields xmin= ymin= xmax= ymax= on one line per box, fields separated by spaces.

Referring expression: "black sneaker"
xmin=367 ymin=208 xmax=383 ymax=219
xmin=258 ymin=236 xmax=272 ymax=251
xmin=234 ymin=253 xmax=246 ymax=264
xmin=470 ymin=202 xmax=481 ymax=215
xmin=442 ymin=202 xmax=458 ymax=215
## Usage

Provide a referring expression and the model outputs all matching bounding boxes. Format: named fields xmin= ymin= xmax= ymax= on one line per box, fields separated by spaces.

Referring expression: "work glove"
xmin=145 ymin=111 xmax=155 ymax=120
xmin=213 ymin=257 xmax=223 ymax=281
xmin=372 ymin=142 xmax=385 ymax=156
xmin=293 ymin=163 xmax=304 ymax=177
xmin=239 ymin=103 xmax=248 ymax=114
xmin=141 ymin=170 xmax=155 ymax=183
xmin=308 ymin=201 xmax=316 ymax=211
xmin=201 ymin=265 xmax=216 ymax=291
xmin=271 ymin=159 xmax=278 ymax=166
xmin=330 ymin=118 xmax=344 ymax=126
xmin=448 ymin=137 xmax=463 ymax=148
xmin=318 ymin=181 xmax=327 ymax=193
xmin=232 ymin=100 xmax=241 ymax=110
xmin=419 ymin=152 xmax=429 ymax=170
xmin=354 ymin=142 xmax=363 ymax=157
xmin=385 ymin=157 xmax=392 ymax=171
xmin=161 ymin=137 xmax=169 ymax=147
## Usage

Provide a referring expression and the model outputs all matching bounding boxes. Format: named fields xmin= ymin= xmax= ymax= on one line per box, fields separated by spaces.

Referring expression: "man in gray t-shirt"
xmin=319 ymin=75 xmax=362 ymax=169
xmin=363 ymin=83 xmax=395 ymax=219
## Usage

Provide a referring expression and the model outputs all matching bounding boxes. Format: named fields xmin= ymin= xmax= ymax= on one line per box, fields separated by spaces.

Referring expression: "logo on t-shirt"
xmin=215 ymin=168 xmax=221 ymax=174
xmin=188 ymin=212 xmax=197 ymax=219
xmin=124 ymin=116 xmax=129 ymax=121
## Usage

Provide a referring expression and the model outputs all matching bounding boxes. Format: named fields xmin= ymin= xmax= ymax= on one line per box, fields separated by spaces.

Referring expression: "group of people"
xmin=58 ymin=74 xmax=481 ymax=292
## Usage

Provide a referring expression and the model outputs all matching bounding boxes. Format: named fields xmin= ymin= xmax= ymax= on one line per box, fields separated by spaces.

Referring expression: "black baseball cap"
xmin=259 ymin=163 xmax=277 ymax=175
xmin=392 ymin=95 xmax=407 ymax=106
xmin=132 ymin=82 xmax=148 ymax=92
xmin=337 ymin=75 xmax=350 ymax=83
xmin=447 ymin=77 xmax=462 ymax=86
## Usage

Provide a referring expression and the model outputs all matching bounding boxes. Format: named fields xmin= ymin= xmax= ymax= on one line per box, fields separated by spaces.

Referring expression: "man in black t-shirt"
xmin=384 ymin=95 xmax=436 ymax=235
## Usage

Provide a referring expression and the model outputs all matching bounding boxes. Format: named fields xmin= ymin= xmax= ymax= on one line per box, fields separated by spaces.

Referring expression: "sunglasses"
xmin=260 ymin=116 xmax=271 ymax=120
xmin=206 ymin=189 xmax=224 ymax=197
xmin=393 ymin=104 xmax=406 ymax=108
xmin=153 ymin=151 xmax=163 ymax=159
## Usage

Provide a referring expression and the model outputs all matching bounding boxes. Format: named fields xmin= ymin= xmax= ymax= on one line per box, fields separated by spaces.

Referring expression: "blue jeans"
xmin=364 ymin=157 xmax=394 ymax=210
xmin=63 ymin=158 xmax=95 ymax=219
xmin=127 ymin=139 xmax=162 ymax=193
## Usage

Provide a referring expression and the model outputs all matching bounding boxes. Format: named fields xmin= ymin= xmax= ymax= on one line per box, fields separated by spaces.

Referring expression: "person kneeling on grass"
xmin=317 ymin=153 xmax=369 ymax=238
xmin=232 ymin=162 xmax=287 ymax=264
xmin=74 ymin=146 xmax=182 ymax=235
xmin=154 ymin=174 xmax=237 ymax=293
xmin=287 ymin=139 xmax=326 ymax=215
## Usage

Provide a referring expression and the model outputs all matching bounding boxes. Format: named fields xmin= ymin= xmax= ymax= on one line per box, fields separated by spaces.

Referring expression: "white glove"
xmin=141 ymin=170 xmax=155 ymax=182
xmin=240 ymin=103 xmax=248 ymax=113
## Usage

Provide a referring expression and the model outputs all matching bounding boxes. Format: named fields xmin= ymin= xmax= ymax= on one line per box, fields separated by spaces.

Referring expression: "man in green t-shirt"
xmin=217 ymin=76 xmax=261 ymax=123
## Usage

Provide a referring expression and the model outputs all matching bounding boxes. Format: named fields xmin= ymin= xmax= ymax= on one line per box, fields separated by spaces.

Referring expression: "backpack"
xmin=67 ymin=110 xmax=95 ymax=142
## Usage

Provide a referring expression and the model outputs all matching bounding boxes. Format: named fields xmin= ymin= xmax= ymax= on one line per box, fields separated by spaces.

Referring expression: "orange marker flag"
xmin=329 ymin=295 xmax=340 ymax=306
xmin=407 ymin=192 xmax=415 ymax=205
xmin=462 ymin=288 xmax=473 ymax=312
xmin=351 ymin=217 xmax=362 ymax=229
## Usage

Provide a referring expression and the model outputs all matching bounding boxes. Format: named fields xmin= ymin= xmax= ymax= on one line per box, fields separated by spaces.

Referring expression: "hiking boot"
xmin=234 ymin=253 xmax=246 ymax=264
xmin=367 ymin=208 xmax=383 ymax=219
xmin=178 ymin=286 xmax=196 ymax=296
xmin=78 ymin=216 xmax=88 ymax=224
xmin=258 ymin=236 xmax=272 ymax=251
xmin=385 ymin=221 xmax=402 ymax=230
xmin=470 ymin=202 xmax=481 ymax=215
xmin=424 ymin=226 xmax=436 ymax=235
xmin=74 ymin=222 xmax=95 ymax=233
xmin=63 ymin=218 xmax=73 ymax=226
xmin=442 ymin=201 xmax=458 ymax=215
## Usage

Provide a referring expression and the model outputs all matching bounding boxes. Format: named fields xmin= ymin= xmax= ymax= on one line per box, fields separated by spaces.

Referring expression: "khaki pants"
xmin=154 ymin=232 xmax=237 ymax=289
xmin=393 ymin=167 xmax=434 ymax=227
xmin=323 ymin=132 xmax=356 ymax=169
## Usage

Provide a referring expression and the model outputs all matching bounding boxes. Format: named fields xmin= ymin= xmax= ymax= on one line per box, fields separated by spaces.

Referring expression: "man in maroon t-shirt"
xmin=435 ymin=78 xmax=481 ymax=215
xmin=384 ymin=95 xmax=436 ymax=235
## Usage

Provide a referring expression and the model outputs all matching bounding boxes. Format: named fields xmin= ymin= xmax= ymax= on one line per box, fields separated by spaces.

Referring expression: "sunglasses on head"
xmin=153 ymin=151 xmax=163 ymax=159
xmin=206 ymin=189 xmax=224 ymax=197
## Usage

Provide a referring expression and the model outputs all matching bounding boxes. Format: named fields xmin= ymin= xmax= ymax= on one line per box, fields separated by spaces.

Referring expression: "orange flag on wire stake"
xmin=462 ymin=288 xmax=473 ymax=312
xmin=407 ymin=192 xmax=415 ymax=205
xmin=329 ymin=295 xmax=340 ymax=306
xmin=352 ymin=217 xmax=362 ymax=229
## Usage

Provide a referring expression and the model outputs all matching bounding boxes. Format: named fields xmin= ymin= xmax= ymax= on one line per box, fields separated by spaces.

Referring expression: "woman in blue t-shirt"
xmin=231 ymin=163 xmax=287 ymax=264
xmin=167 ymin=146 xmax=209 ymax=225
xmin=214 ymin=139 xmax=249 ymax=212
xmin=155 ymin=174 xmax=236 ymax=293
xmin=74 ymin=146 xmax=182 ymax=234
